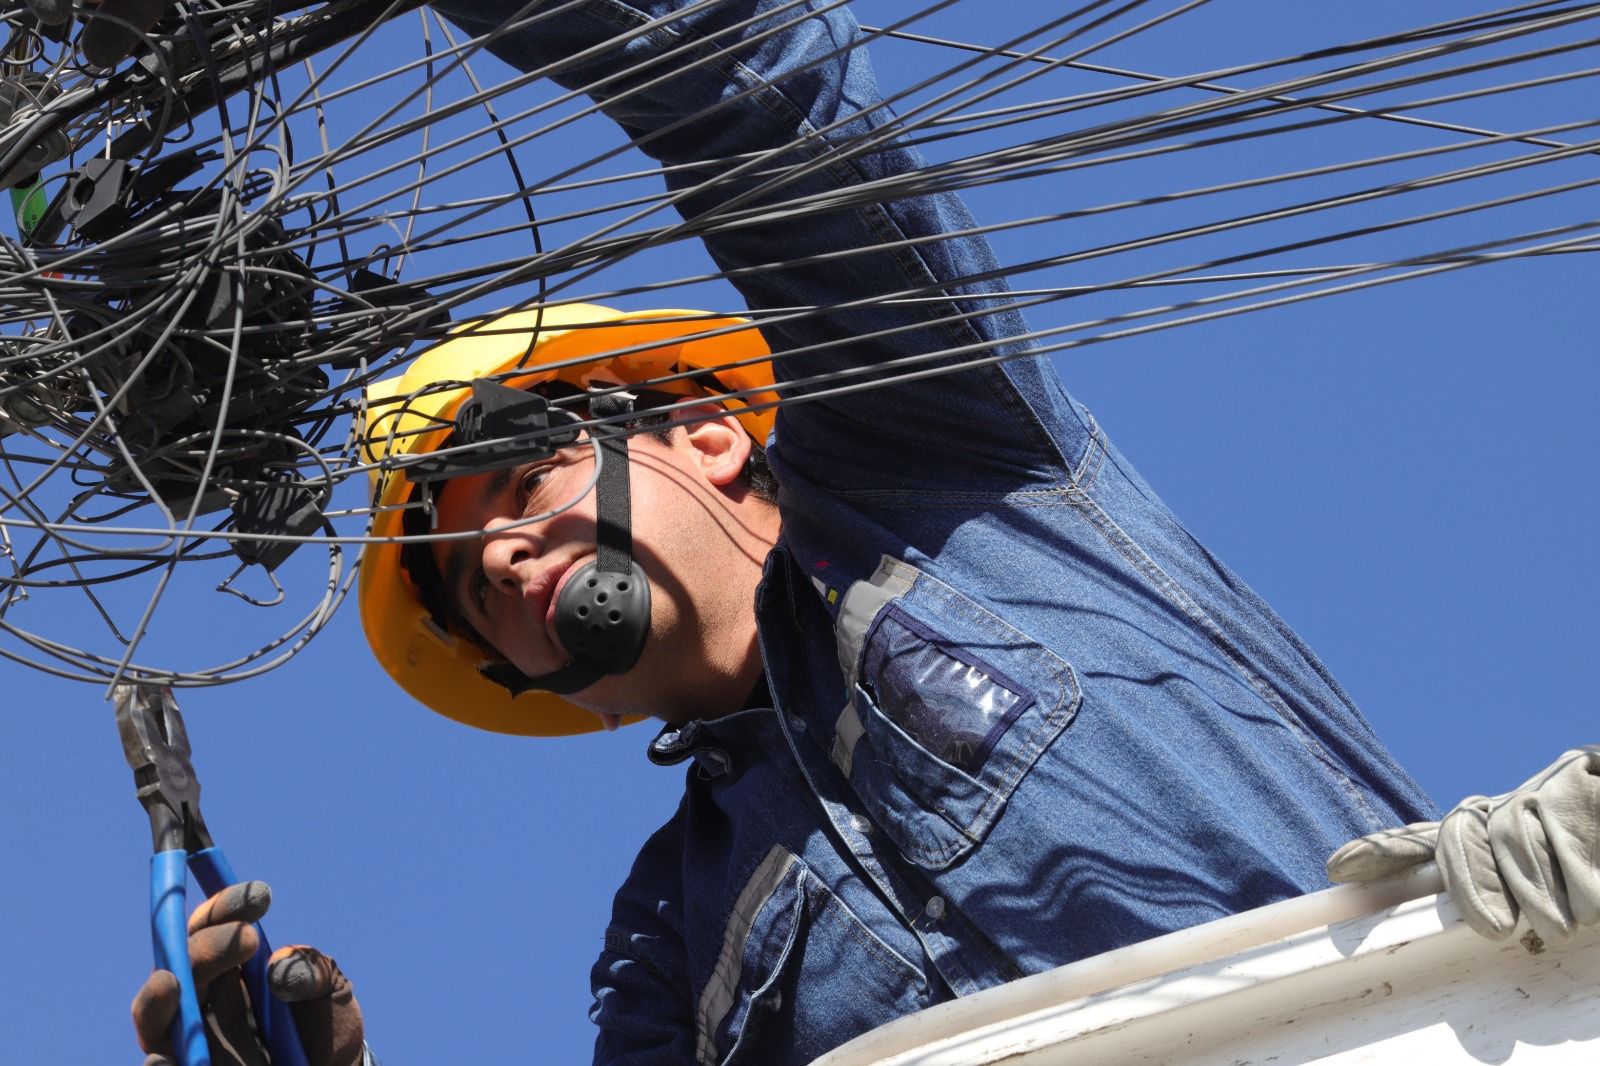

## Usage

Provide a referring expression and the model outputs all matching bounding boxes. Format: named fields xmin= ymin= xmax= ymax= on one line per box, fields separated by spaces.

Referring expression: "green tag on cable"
xmin=10 ymin=174 xmax=48 ymax=238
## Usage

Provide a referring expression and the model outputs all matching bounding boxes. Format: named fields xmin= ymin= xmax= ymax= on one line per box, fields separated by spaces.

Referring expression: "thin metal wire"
xmin=0 ymin=0 xmax=1592 ymax=685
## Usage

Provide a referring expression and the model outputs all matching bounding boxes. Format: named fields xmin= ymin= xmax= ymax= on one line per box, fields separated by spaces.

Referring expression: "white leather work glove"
xmin=1327 ymin=746 xmax=1600 ymax=943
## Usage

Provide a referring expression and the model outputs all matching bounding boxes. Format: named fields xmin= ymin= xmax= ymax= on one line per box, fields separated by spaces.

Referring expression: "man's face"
xmin=429 ymin=408 xmax=779 ymax=727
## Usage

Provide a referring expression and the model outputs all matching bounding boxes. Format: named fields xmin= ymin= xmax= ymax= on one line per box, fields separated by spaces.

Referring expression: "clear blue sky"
xmin=2 ymin=3 xmax=1595 ymax=1063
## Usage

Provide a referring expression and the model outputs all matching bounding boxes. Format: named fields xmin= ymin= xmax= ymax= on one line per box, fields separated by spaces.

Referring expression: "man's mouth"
xmin=541 ymin=556 xmax=585 ymax=655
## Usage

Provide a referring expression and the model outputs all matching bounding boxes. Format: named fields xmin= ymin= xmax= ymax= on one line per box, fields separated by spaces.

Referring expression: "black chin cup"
xmin=553 ymin=560 xmax=650 ymax=673
xmin=479 ymin=560 xmax=650 ymax=699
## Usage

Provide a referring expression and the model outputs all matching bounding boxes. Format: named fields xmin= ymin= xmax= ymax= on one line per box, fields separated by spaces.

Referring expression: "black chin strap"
xmin=478 ymin=391 xmax=652 ymax=700
xmin=480 ymin=657 xmax=601 ymax=697
xmin=591 ymin=413 xmax=634 ymax=576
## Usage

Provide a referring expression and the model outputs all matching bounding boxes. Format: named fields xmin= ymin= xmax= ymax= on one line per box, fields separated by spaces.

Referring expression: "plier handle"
xmin=114 ymin=683 xmax=308 ymax=1066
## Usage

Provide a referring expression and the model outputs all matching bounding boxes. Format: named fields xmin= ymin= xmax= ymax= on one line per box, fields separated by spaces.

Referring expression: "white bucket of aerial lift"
xmin=815 ymin=865 xmax=1600 ymax=1065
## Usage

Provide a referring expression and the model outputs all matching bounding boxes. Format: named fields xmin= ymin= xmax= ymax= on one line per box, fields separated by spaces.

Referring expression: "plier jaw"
xmin=114 ymin=683 xmax=213 ymax=854
xmin=111 ymin=683 xmax=308 ymax=1066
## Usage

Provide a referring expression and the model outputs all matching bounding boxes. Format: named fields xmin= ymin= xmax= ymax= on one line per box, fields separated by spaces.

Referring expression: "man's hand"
xmin=1328 ymin=746 xmax=1600 ymax=943
xmin=130 ymin=881 xmax=365 ymax=1066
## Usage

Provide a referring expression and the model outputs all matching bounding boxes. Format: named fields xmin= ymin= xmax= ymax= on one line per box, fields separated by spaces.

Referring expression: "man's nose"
xmin=480 ymin=517 xmax=540 ymax=592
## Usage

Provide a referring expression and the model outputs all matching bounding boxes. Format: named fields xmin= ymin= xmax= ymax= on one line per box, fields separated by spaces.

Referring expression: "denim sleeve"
xmin=586 ymin=823 xmax=697 ymax=1065
xmin=589 ymin=936 xmax=696 ymax=1064
xmin=431 ymin=0 xmax=1095 ymax=494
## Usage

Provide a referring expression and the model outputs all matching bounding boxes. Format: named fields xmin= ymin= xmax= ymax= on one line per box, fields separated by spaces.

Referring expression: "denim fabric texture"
xmin=435 ymin=2 xmax=1440 ymax=1063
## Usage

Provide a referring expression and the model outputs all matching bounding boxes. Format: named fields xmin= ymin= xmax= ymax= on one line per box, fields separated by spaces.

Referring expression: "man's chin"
xmin=598 ymin=712 xmax=623 ymax=732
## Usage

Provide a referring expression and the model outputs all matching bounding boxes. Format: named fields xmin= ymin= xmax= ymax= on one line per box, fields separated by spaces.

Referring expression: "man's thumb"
xmin=1326 ymin=820 xmax=1440 ymax=883
xmin=268 ymin=946 xmax=365 ymax=1066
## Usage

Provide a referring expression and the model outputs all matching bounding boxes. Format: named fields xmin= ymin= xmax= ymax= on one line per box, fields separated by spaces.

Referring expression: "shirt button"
xmin=788 ymin=714 xmax=807 ymax=734
xmin=924 ymin=896 xmax=946 ymax=921
xmin=849 ymin=814 xmax=873 ymax=835
xmin=693 ymin=748 xmax=731 ymax=778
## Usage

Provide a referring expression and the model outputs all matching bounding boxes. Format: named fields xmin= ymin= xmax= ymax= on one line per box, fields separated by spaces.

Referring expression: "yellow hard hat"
xmin=358 ymin=303 xmax=777 ymax=736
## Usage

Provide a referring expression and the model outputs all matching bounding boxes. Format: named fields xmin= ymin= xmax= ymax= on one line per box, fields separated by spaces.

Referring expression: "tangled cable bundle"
xmin=0 ymin=0 xmax=1594 ymax=689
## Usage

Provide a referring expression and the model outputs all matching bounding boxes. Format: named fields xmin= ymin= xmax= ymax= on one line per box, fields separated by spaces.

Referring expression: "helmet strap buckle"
xmin=405 ymin=378 xmax=577 ymax=484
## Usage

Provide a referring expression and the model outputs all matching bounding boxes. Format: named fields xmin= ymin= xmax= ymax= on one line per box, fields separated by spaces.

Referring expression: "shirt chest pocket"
xmin=832 ymin=559 xmax=1082 ymax=870
xmin=699 ymin=847 xmax=928 ymax=1066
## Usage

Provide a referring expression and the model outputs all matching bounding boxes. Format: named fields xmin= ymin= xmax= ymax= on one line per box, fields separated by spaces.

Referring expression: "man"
xmin=130 ymin=2 xmax=1600 ymax=1064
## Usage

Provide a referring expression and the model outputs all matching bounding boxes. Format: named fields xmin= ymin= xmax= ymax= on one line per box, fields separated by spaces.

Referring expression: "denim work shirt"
xmin=436 ymin=2 xmax=1441 ymax=1062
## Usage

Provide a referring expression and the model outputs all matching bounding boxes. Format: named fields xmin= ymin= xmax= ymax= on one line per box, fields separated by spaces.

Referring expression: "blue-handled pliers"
xmin=114 ymin=683 xmax=308 ymax=1066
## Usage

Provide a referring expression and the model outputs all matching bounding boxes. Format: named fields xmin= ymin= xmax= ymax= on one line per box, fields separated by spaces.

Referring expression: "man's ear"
xmin=677 ymin=404 xmax=753 ymax=488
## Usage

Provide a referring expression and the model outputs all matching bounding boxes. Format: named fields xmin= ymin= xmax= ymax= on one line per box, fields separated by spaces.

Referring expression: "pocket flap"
xmin=831 ymin=557 xmax=1082 ymax=870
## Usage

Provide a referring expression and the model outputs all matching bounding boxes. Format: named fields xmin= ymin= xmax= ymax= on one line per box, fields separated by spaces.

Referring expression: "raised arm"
xmin=432 ymin=0 xmax=1092 ymax=494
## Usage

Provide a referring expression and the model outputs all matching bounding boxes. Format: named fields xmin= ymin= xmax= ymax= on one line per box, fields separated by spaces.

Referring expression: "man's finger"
xmin=1538 ymin=750 xmax=1600 ymax=930
xmin=1497 ymin=791 xmax=1575 ymax=941
xmin=188 ymin=921 xmax=261 ymax=991
xmin=188 ymin=881 xmax=271 ymax=934
xmin=267 ymin=944 xmax=342 ymax=1002
xmin=1438 ymin=799 xmax=1519 ymax=939
xmin=131 ymin=968 xmax=179 ymax=1055
xmin=269 ymin=946 xmax=365 ymax=1066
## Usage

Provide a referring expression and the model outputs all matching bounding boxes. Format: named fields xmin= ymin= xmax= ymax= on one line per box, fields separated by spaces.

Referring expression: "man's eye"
xmin=518 ymin=467 xmax=550 ymax=511
xmin=470 ymin=570 xmax=490 ymax=616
